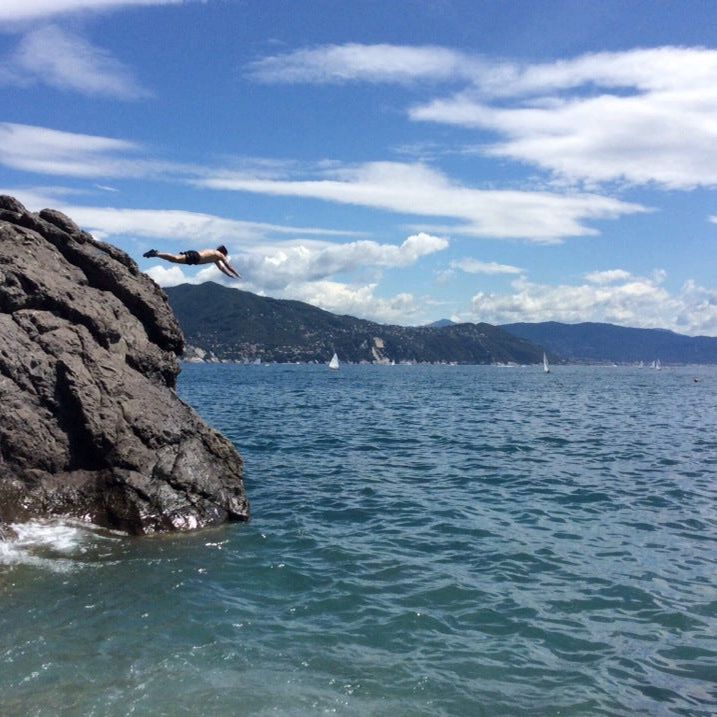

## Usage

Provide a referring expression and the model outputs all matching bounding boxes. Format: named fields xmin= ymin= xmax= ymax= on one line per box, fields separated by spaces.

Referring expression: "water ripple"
xmin=2 ymin=365 xmax=716 ymax=716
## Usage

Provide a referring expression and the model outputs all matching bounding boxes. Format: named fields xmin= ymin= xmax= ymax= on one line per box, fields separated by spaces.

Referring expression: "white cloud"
xmin=246 ymin=43 xmax=479 ymax=85
xmin=145 ymin=262 xmax=241 ymax=289
xmin=273 ymin=280 xmax=422 ymax=325
xmin=585 ymin=269 xmax=632 ymax=284
xmin=0 ymin=124 xmax=315 ymax=182
xmin=236 ymin=232 xmax=448 ymax=290
xmin=451 ymin=258 xmax=523 ymax=275
xmin=1 ymin=25 xmax=149 ymax=98
xmin=198 ymin=161 xmax=647 ymax=242
xmin=0 ymin=123 xmax=145 ymax=177
xmin=145 ymin=264 xmax=190 ymax=287
xmin=232 ymin=234 xmax=447 ymax=323
xmin=54 ymin=205 xmax=362 ymax=243
xmin=468 ymin=47 xmax=717 ymax=98
xmin=409 ymin=46 xmax=717 ymax=189
xmin=250 ymin=43 xmax=717 ymax=189
xmin=463 ymin=273 xmax=717 ymax=336
xmin=0 ymin=0 xmax=183 ymax=23
xmin=2 ymin=122 xmax=648 ymax=243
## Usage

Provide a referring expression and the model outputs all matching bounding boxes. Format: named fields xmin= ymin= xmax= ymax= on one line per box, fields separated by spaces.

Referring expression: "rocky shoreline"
xmin=0 ymin=196 xmax=249 ymax=534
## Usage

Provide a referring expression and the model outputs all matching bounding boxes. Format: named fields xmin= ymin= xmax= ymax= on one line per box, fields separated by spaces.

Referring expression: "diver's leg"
xmin=156 ymin=252 xmax=187 ymax=264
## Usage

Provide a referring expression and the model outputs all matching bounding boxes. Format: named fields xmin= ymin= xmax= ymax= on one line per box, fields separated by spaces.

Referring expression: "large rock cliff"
xmin=0 ymin=196 xmax=249 ymax=534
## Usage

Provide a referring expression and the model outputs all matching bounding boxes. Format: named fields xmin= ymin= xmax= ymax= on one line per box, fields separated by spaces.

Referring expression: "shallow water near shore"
xmin=2 ymin=363 xmax=717 ymax=716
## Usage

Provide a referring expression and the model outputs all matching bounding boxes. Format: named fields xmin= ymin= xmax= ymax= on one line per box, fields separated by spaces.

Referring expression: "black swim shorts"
xmin=180 ymin=250 xmax=201 ymax=265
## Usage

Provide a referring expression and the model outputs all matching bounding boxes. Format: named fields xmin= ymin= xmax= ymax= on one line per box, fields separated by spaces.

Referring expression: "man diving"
xmin=143 ymin=245 xmax=241 ymax=279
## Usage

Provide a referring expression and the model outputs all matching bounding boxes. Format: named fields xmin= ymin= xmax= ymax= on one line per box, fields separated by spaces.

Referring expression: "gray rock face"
xmin=0 ymin=196 xmax=249 ymax=534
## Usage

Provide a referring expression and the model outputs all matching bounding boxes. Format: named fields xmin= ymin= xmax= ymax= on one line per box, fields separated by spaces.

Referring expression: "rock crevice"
xmin=0 ymin=196 xmax=249 ymax=533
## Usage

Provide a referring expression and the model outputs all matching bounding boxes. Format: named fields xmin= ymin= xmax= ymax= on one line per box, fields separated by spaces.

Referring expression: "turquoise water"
xmin=2 ymin=364 xmax=717 ymax=716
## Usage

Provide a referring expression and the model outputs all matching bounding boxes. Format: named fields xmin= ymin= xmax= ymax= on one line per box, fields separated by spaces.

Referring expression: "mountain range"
xmin=501 ymin=321 xmax=717 ymax=364
xmin=164 ymin=283 xmax=717 ymax=364
xmin=164 ymin=283 xmax=544 ymax=364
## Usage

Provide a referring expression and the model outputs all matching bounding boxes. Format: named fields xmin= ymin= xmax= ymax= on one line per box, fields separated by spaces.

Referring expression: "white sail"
xmin=543 ymin=352 xmax=550 ymax=373
xmin=328 ymin=352 xmax=340 ymax=370
xmin=655 ymin=358 xmax=661 ymax=371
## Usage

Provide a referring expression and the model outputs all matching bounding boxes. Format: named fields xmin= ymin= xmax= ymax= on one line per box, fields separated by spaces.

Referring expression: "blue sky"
xmin=2 ymin=0 xmax=717 ymax=334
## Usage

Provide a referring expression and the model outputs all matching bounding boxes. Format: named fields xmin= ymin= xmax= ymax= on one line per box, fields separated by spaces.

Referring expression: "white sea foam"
xmin=0 ymin=519 xmax=118 ymax=572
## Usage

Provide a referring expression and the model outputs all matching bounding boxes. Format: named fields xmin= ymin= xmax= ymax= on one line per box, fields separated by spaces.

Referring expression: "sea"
xmin=2 ymin=363 xmax=716 ymax=717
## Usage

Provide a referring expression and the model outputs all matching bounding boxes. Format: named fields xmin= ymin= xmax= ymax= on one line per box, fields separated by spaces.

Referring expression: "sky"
xmin=1 ymin=0 xmax=717 ymax=334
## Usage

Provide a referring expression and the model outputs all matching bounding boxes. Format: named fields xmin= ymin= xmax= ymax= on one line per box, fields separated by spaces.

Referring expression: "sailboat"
xmin=543 ymin=352 xmax=550 ymax=374
xmin=328 ymin=352 xmax=340 ymax=370
xmin=655 ymin=358 xmax=662 ymax=371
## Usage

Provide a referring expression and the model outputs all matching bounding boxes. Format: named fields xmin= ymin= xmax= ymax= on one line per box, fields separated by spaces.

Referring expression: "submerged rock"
xmin=0 ymin=196 xmax=249 ymax=534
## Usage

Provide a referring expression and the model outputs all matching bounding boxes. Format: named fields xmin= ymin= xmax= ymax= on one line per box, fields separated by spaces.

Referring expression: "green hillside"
xmin=165 ymin=283 xmax=545 ymax=364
